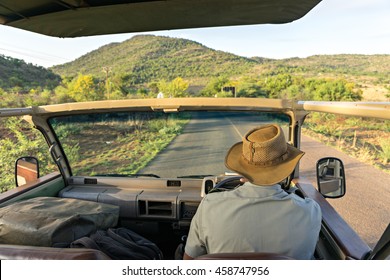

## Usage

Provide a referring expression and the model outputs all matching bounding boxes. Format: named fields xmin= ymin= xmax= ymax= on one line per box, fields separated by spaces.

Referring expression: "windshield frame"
xmin=3 ymin=97 xmax=387 ymax=180
xmin=47 ymin=109 xmax=293 ymax=179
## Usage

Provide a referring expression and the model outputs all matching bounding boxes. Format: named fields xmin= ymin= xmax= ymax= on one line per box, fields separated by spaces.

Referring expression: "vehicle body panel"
xmin=1 ymin=98 xmax=388 ymax=259
xmin=0 ymin=172 xmax=64 ymax=206
xmin=0 ymin=0 xmax=389 ymax=261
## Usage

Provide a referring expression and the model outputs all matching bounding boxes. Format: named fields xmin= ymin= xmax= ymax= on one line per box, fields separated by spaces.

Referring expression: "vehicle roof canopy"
xmin=0 ymin=0 xmax=322 ymax=37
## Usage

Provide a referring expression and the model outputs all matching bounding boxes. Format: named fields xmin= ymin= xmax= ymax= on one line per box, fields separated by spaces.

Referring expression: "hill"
xmin=249 ymin=54 xmax=390 ymax=101
xmin=0 ymin=55 xmax=60 ymax=91
xmin=51 ymin=35 xmax=257 ymax=86
xmin=1 ymin=35 xmax=388 ymax=101
xmin=51 ymin=35 xmax=389 ymax=100
xmin=252 ymin=54 xmax=389 ymax=75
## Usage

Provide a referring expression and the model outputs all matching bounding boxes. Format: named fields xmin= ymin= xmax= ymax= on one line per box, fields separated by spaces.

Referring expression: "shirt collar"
xmin=239 ymin=182 xmax=286 ymax=197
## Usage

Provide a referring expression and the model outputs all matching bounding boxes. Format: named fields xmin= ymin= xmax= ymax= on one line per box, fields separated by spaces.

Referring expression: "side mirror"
xmin=316 ymin=157 xmax=346 ymax=198
xmin=15 ymin=157 xmax=40 ymax=187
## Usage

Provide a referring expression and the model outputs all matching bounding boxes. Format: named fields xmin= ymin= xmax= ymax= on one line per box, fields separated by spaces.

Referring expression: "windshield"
xmin=49 ymin=111 xmax=290 ymax=178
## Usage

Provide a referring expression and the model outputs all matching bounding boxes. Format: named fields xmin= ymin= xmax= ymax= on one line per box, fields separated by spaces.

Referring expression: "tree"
xmin=102 ymin=66 xmax=112 ymax=99
xmin=237 ymin=82 xmax=267 ymax=98
xmin=157 ymin=77 xmax=189 ymax=97
xmin=258 ymin=74 xmax=293 ymax=98
xmin=167 ymin=77 xmax=189 ymax=97
xmin=70 ymin=74 xmax=94 ymax=101
xmin=200 ymin=76 xmax=230 ymax=97
xmin=281 ymin=84 xmax=313 ymax=100
xmin=311 ymin=79 xmax=362 ymax=101
xmin=65 ymin=74 xmax=104 ymax=102
xmin=148 ymin=81 xmax=160 ymax=95
xmin=0 ymin=118 xmax=56 ymax=192
xmin=157 ymin=79 xmax=169 ymax=97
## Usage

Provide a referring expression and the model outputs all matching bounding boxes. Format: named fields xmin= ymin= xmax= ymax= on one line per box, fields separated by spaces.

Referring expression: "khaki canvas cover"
xmin=0 ymin=0 xmax=322 ymax=37
xmin=0 ymin=197 xmax=119 ymax=247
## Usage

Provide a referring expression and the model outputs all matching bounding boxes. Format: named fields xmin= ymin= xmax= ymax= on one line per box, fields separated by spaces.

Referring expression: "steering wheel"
xmin=209 ymin=176 xmax=244 ymax=193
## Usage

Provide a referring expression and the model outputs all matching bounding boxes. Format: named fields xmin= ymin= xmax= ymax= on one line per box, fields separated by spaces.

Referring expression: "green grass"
xmin=379 ymin=139 xmax=390 ymax=164
xmin=303 ymin=113 xmax=390 ymax=174
xmin=64 ymin=114 xmax=190 ymax=176
xmin=0 ymin=118 xmax=57 ymax=192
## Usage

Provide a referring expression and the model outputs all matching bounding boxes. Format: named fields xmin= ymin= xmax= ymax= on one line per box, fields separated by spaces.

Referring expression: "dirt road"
xmin=142 ymin=112 xmax=389 ymax=249
xmin=300 ymin=134 xmax=390 ymax=248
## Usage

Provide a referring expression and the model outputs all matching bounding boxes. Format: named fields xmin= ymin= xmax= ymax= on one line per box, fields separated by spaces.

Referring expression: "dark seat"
xmin=195 ymin=252 xmax=294 ymax=260
xmin=0 ymin=244 xmax=111 ymax=260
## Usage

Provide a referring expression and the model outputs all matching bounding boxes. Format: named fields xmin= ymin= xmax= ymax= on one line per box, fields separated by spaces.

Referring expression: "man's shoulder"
xmin=204 ymin=190 xmax=236 ymax=200
xmin=289 ymin=193 xmax=322 ymax=218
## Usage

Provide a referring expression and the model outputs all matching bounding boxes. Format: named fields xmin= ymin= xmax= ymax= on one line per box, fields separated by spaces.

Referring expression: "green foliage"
xmin=50 ymin=113 xmax=190 ymax=176
xmin=63 ymin=74 xmax=105 ymax=101
xmin=1 ymin=36 xmax=388 ymax=105
xmin=1 ymin=36 xmax=388 ymax=190
xmin=304 ymin=113 xmax=343 ymax=137
xmin=304 ymin=114 xmax=389 ymax=172
xmin=252 ymin=54 xmax=390 ymax=78
xmin=156 ymin=79 xmax=169 ymax=96
xmin=281 ymin=84 xmax=307 ymax=99
xmin=236 ymin=81 xmax=267 ymax=98
xmin=308 ymin=79 xmax=362 ymax=101
xmin=200 ymin=76 xmax=231 ymax=97
xmin=157 ymin=77 xmax=189 ymax=97
xmin=52 ymin=123 xmax=81 ymax=164
xmin=0 ymin=54 xmax=60 ymax=91
xmin=379 ymin=138 xmax=390 ymax=164
xmin=51 ymin=35 xmax=256 ymax=89
xmin=0 ymin=118 xmax=56 ymax=193
xmin=114 ymin=115 xmax=189 ymax=174
xmin=252 ymin=74 xmax=362 ymax=101
xmin=259 ymin=74 xmax=293 ymax=98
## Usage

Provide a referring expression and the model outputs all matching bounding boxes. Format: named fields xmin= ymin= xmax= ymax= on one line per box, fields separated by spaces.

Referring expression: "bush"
xmin=0 ymin=118 xmax=57 ymax=193
xmin=379 ymin=139 xmax=390 ymax=164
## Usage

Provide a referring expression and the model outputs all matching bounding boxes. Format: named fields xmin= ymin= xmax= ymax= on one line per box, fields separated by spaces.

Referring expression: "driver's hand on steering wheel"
xmin=240 ymin=177 xmax=249 ymax=183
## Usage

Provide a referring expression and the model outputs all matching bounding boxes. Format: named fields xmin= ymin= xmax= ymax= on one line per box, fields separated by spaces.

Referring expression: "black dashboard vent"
xmin=138 ymin=200 xmax=173 ymax=217
xmin=180 ymin=202 xmax=199 ymax=219
xmin=167 ymin=180 xmax=181 ymax=187
xmin=84 ymin=178 xmax=97 ymax=184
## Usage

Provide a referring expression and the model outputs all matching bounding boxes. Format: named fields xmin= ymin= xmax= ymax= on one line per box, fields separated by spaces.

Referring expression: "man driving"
xmin=184 ymin=124 xmax=321 ymax=260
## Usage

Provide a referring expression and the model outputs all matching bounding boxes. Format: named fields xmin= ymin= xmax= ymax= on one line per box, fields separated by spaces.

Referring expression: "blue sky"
xmin=0 ymin=0 xmax=389 ymax=68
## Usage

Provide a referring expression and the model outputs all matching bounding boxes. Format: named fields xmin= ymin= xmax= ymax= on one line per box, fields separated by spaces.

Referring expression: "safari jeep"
xmin=0 ymin=0 xmax=389 ymax=260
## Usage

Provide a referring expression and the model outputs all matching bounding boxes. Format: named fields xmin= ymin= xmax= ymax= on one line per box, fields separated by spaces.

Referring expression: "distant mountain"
xmin=1 ymin=35 xmax=388 ymax=100
xmin=250 ymin=54 xmax=390 ymax=78
xmin=249 ymin=54 xmax=390 ymax=101
xmin=0 ymin=55 xmax=60 ymax=91
xmin=51 ymin=35 xmax=389 ymax=87
xmin=51 ymin=35 xmax=257 ymax=85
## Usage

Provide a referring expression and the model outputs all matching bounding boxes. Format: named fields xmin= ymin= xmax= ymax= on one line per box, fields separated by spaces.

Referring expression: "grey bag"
xmin=71 ymin=228 xmax=163 ymax=260
xmin=0 ymin=197 xmax=119 ymax=247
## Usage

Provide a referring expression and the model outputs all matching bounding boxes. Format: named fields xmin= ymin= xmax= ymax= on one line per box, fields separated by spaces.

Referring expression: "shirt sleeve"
xmin=184 ymin=200 xmax=207 ymax=258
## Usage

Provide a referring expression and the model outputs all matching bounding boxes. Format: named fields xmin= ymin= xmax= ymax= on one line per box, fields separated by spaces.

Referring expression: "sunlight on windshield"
xmin=49 ymin=111 xmax=289 ymax=178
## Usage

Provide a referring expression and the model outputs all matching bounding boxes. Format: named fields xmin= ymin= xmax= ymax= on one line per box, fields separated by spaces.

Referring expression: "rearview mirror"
xmin=15 ymin=157 xmax=40 ymax=187
xmin=316 ymin=157 xmax=346 ymax=198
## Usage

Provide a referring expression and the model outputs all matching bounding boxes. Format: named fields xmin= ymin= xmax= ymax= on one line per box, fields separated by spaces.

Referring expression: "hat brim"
xmin=225 ymin=142 xmax=304 ymax=186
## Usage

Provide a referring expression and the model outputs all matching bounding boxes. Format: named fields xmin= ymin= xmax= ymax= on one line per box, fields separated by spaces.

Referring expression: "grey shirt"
xmin=185 ymin=182 xmax=322 ymax=259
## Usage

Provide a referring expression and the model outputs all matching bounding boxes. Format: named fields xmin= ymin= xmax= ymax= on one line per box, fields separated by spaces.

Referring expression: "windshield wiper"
xmin=177 ymin=175 xmax=214 ymax=179
xmin=96 ymin=174 xmax=160 ymax=178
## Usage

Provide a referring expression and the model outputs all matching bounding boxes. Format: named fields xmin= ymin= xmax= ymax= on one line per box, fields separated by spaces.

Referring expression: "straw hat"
xmin=225 ymin=124 xmax=304 ymax=186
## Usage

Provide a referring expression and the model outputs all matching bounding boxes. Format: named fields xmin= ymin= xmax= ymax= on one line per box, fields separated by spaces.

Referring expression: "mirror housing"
xmin=316 ymin=157 xmax=346 ymax=198
xmin=15 ymin=157 xmax=40 ymax=187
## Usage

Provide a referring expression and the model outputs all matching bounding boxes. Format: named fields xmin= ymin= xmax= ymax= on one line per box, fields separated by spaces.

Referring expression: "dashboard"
xmin=58 ymin=176 xmax=220 ymax=227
